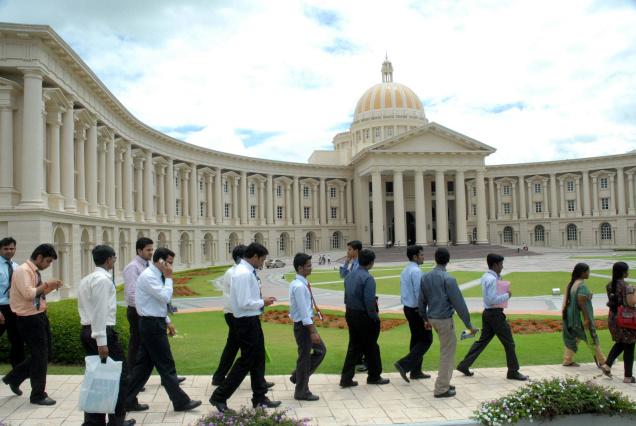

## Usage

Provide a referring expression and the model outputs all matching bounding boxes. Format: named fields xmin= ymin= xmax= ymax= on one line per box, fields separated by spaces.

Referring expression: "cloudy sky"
xmin=2 ymin=0 xmax=635 ymax=165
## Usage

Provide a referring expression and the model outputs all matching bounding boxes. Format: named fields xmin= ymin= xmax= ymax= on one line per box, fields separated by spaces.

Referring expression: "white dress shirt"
xmin=230 ymin=259 xmax=264 ymax=318
xmin=135 ymin=264 xmax=173 ymax=319
xmin=222 ymin=265 xmax=237 ymax=314
xmin=78 ymin=267 xmax=117 ymax=346
xmin=289 ymin=274 xmax=313 ymax=325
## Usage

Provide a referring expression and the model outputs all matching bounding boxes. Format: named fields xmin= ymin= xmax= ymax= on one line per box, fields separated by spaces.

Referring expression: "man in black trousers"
xmin=339 ymin=249 xmax=390 ymax=387
xmin=78 ymin=245 xmax=135 ymax=426
xmin=457 ymin=253 xmax=528 ymax=381
xmin=0 ymin=237 xmax=25 ymax=368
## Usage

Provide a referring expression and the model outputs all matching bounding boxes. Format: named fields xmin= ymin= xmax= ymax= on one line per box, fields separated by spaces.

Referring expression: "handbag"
xmin=79 ymin=356 xmax=122 ymax=414
xmin=616 ymin=285 xmax=636 ymax=330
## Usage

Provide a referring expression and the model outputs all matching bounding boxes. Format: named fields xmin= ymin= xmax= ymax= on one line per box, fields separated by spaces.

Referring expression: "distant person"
xmin=602 ymin=262 xmax=636 ymax=383
xmin=394 ymin=245 xmax=432 ymax=382
xmin=419 ymin=248 xmax=476 ymax=398
xmin=0 ymin=237 xmax=25 ymax=368
xmin=457 ymin=254 xmax=528 ymax=381
xmin=289 ymin=253 xmax=326 ymax=401
xmin=561 ymin=262 xmax=607 ymax=371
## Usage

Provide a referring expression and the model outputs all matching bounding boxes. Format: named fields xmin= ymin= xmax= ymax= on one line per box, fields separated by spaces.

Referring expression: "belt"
xmin=82 ymin=324 xmax=116 ymax=329
xmin=139 ymin=316 xmax=166 ymax=320
xmin=484 ymin=307 xmax=504 ymax=311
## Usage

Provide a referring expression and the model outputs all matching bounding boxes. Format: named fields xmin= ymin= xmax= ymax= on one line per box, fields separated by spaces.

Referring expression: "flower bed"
xmin=509 ymin=318 xmax=607 ymax=334
xmin=263 ymin=309 xmax=406 ymax=331
xmin=194 ymin=407 xmax=309 ymax=426
xmin=473 ymin=377 xmax=636 ymax=425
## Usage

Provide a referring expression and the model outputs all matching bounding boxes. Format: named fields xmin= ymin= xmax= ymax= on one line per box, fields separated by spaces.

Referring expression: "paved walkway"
xmin=1 ymin=362 xmax=634 ymax=425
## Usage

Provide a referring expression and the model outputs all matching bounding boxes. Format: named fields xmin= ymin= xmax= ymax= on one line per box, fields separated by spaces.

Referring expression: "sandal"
xmin=562 ymin=362 xmax=580 ymax=367
xmin=623 ymin=377 xmax=636 ymax=384
xmin=599 ymin=364 xmax=612 ymax=377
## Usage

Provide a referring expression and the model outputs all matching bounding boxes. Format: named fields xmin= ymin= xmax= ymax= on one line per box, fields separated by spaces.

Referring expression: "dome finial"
xmin=381 ymin=55 xmax=393 ymax=83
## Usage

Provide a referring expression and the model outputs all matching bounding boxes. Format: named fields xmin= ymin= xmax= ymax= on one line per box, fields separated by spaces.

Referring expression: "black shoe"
xmin=394 ymin=362 xmax=410 ymax=383
xmin=212 ymin=378 xmax=224 ymax=386
xmin=410 ymin=372 xmax=431 ymax=380
xmin=175 ymin=399 xmax=202 ymax=412
xmin=507 ymin=371 xmax=529 ymax=381
xmin=252 ymin=397 xmax=281 ymax=409
xmin=209 ymin=397 xmax=229 ymax=413
xmin=449 ymin=385 xmax=456 ymax=390
xmin=356 ymin=364 xmax=368 ymax=372
xmin=434 ymin=389 xmax=457 ymax=398
xmin=339 ymin=380 xmax=358 ymax=388
xmin=367 ymin=377 xmax=390 ymax=385
xmin=177 ymin=376 xmax=186 ymax=384
xmin=289 ymin=375 xmax=296 ymax=384
xmin=31 ymin=396 xmax=56 ymax=406
xmin=126 ymin=403 xmax=149 ymax=412
xmin=295 ymin=392 xmax=320 ymax=401
xmin=140 ymin=386 xmax=146 ymax=392
xmin=123 ymin=420 xmax=136 ymax=426
xmin=2 ymin=377 xmax=22 ymax=396
xmin=266 ymin=381 xmax=275 ymax=388
xmin=457 ymin=365 xmax=474 ymax=377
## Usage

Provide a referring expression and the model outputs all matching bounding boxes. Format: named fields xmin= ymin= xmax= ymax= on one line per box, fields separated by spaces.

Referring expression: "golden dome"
xmin=354 ymin=82 xmax=424 ymax=116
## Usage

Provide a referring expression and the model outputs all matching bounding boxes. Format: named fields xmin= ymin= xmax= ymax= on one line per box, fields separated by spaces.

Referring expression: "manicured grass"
xmin=284 ymin=264 xmax=434 ymax=284
xmin=572 ymin=255 xmax=636 ymax=260
xmin=462 ymin=272 xmax=610 ymax=298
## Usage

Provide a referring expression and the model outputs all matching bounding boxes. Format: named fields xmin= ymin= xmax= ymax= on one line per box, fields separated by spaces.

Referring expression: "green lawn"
xmin=2 ymin=309 xmax=613 ymax=376
xmin=462 ymin=272 xmax=610 ymax=298
xmin=572 ymin=255 xmax=636 ymax=260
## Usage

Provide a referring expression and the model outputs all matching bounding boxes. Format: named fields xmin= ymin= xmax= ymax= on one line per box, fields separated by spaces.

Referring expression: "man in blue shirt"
xmin=457 ymin=254 xmax=528 ymax=381
xmin=394 ymin=245 xmax=432 ymax=382
xmin=340 ymin=249 xmax=390 ymax=387
xmin=0 ymin=237 xmax=24 ymax=368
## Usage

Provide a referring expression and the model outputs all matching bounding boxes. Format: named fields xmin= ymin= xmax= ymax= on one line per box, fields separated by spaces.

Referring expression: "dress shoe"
xmin=289 ymin=375 xmax=296 ymax=384
xmin=339 ymin=380 xmax=358 ymax=388
xmin=623 ymin=376 xmax=635 ymax=384
xmin=175 ymin=399 xmax=202 ymax=412
xmin=449 ymin=385 xmax=456 ymax=390
xmin=252 ymin=397 xmax=281 ymax=409
xmin=394 ymin=362 xmax=410 ymax=383
xmin=457 ymin=365 xmax=474 ymax=376
xmin=434 ymin=389 xmax=457 ymax=398
xmin=356 ymin=364 xmax=368 ymax=372
xmin=209 ymin=397 xmax=229 ymax=413
xmin=123 ymin=420 xmax=136 ymax=426
xmin=266 ymin=381 xmax=275 ymax=388
xmin=367 ymin=377 xmax=390 ymax=385
xmin=410 ymin=372 xmax=431 ymax=380
xmin=140 ymin=387 xmax=146 ymax=392
xmin=31 ymin=396 xmax=56 ymax=406
xmin=295 ymin=392 xmax=320 ymax=401
xmin=506 ymin=371 xmax=529 ymax=381
xmin=2 ymin=377 xmax=22 ymax=396
xmin=600 ymin=364 xmax=612 ymax=377
xmin=177 ymin=376 xmax=186 ymax=384
xmin=126 ymin=403 xmax=149 ymax=412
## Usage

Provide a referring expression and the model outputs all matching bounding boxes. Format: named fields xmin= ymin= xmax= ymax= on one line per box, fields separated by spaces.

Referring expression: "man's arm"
xmin=363 ymin=276 xmax=379 ymax=321
xmin=232 ymin=273 xmax=264 ymax=311
xmin=12 ymin=267 xmax=38 ymax=299
xmin=410 ymin=268 xmax=422 ymax=307
xmin=417 ymin=278 xmax=429 ymax=321
xmin=446 ymin=277 xmax=473 ymax=329
xmin=483 ymin=275 xmax=509 ymax=306
xmin=140 ymin=272 xmax=172 ymax=304
xmin=90 ymin=276 xmax=111 ymax=347
xmin=339 ymin=263 xmax=350 ymax=279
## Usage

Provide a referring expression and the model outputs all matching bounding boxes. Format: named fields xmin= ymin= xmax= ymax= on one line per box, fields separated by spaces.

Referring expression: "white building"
xmin=0 ymin=23 xmax=635 ymax=296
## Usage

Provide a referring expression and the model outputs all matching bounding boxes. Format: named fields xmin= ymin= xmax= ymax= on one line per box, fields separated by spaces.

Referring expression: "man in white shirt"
xmin=209 ymin=243 xmax=280 ymax=413
xmin=78 ymin=245 xmax=135 ymax=426
xmin=126 ymin=248 xmax=201 ymax=413
xmin=0 ymin=237 xmax=24 ymax=368
xmin=289 ymin=253 xmax=326 ymax=401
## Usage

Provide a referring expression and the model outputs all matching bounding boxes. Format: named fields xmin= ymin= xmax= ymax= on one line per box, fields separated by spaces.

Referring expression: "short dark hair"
xmin=434 ymin=247 xmax=450 ymax=265
xmin=30 ymin=243 xmax=58 ymax=261
xmin=347 ymin=240 xmax=362 ymax=251
xmin=486 ymin=253 xmax=504 ymax=269
xmin=92 ymin=245 xmax=116 ymax=266
xmin=406 ymin=245 xmax=424 ymax=261
xmin=232 ymin=244 xmax=247 ymax=264
xmin=245 ymin=242 xmax=268 ymax=259
xmin=153 ymin=247 xmax=175 ymax=263
xmin=358 ymin=248 xmax=376 ymax=267
xmin=0 ymin=237 xmax=16 ymax=248
xmin=293 ymin=253 xmax=312 ymax=272
xmin=136 ymin=237 xmax=154 ymax=253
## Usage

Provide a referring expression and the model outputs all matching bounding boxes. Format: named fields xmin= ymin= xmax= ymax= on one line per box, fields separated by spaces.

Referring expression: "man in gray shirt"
xmin=419 ymin=248 xmax=477 ymax=398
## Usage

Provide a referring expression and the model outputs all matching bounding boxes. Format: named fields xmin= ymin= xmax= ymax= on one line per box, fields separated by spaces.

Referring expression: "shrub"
xmin=195 ymin=407 xmax=309 ymax=426
xmin=0 ymin=298 xmax=129 ymax=364
xmin=473 ymin=376 xmax=636 ymax=425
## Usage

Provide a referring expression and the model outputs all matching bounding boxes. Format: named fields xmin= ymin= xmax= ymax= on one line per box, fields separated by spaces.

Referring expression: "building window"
xmin=224 ymin=181 xmax=228 ymax=193
xmin=279 ymin=234 xmax=286 ymax=253
xmin=431 ymin=182 xmax=436 ymax=193
xmin=175 ymin=176 xmax=179 ymax=187
xmin=472 ymin=227 xmax=478 ymax=241
xmin=250 ymin=205 xmax=256 ymax=219
xmin=374 ymin=127 xmax=381 ymax=138
xmin=303 ymin=186 xmax=309 ymax=198
xmin=363 ymin=128 xmax=369 ymax=140
xmin=472 ymin=186 xmax=477 ymax=197
xmin=303 ymin=206 xmax=310 ymax=219
xmin=600 ymin=222 xmax=612 ymax=240
xmin=503 ymin=203 xmax=511 ymax=214
xmin=330 ymin=187 xmax=337 ymax=198
xmin=331 ymin=207 xmax=337 ymax=219
xmin=224 ymin=203 xmax=230 ymax=218
xmin=502 ymin=185 xmax=511 ymax=196
xmin=276 ymin=206 xmax=283 ymax=219
xmin=305 ymin=234 xmax=313 ymax=251
xmin=447 ymin=181 xmax=454 ymax=193
xmin=534 ymin=183 xmax=542 ymax=193
xmin=535 ymin=225 xmax=545 ymax=242
xmin=175 ymin=200 xmax=180 ymax=216
xmin=276 ymin=185 xmax=282 ymax=197
xmin=503 ymin=226 xmax=513 ymax=244
xmin=250 ymin=183 xmax=255 ymax=195
xmin=567 ymin=200 xmax=576 ymax=212
xmin=601 ymin=197 xmax=609 ymax=210
xmin=356 ymin=131 xmax=361 ymax=141
xmin=600 ymin=177 xmax=608 ymax=189
xmin=472 ymin=204 xmax=477 ymax=216
xmin=386 ymin=126 xmax=394 ymax=137
xmin=331 ymin=232 xmax=341 ymax=249
xmin=535 ymin=201 xmax=543 ymax=213
xmin=567 ymin=181 xmax=574 ymax=192
xmin=567 ymin=224 xmax=577 ymax=241
xmin=199 ymin=180 xmax=203 ymax=191
xmin=200 ymin=202 xmax=205 ymax=217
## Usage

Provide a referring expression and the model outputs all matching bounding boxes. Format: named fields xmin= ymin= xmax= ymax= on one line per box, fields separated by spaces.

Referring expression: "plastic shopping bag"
xmin=79 ymin=355 xmax=122 ymax=414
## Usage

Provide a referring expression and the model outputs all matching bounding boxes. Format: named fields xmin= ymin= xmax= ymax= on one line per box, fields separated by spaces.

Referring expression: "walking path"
xmin=1 ymin=363 xmax=633 ymax=425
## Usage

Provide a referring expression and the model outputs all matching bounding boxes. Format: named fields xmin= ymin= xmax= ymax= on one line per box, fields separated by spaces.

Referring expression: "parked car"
xmin=265 ymin=258 xmax=286 ymax=268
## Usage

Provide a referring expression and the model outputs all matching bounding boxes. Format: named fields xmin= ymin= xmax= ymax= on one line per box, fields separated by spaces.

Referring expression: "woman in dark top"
xmin=601 ymin=262 xmax=636 ymax=383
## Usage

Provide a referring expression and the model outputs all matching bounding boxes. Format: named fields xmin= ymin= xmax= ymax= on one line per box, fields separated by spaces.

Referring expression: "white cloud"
xmin=2 ymin=0 xmax=635 ymax=164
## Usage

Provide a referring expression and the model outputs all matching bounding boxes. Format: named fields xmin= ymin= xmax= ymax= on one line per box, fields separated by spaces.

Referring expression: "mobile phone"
xmin=158 ymin=259 xmax=164 ymax=264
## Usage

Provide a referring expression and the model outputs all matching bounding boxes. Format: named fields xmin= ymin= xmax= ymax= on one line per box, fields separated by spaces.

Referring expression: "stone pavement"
xmin=1 ymin=362 xmax=634 ymax=426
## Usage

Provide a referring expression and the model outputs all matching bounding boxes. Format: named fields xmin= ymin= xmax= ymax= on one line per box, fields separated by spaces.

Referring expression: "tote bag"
xmin=79 ymin=356 xmax=122 ymax=414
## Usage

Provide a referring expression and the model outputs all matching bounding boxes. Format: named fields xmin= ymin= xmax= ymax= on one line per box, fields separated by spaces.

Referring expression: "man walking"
xmin=78 ymin=245 xmax=135 ymax=426
xmin=289 ymin=253 xmax=326 ymax=401
xmin=0 ymin=237 xmax=25 ymax=368
xmin=2 ymin=244 xmax=62 ymax=405
xmin=394 ymin=245 xmax=432 ymax=382
xmin=419 ymin=248 xmax=476 ymax=398
xmin=209 ymin=243 xmax=280 ymax=412
xmin=339 ymin=240 xmax=367 ymax=372
xmin=126 ymin=248 xmax=201 ymax=412
xmin=457 ymin=254 xmax=528 ymax=381
xmin=340 ymin=249 xmax=389 ymax=387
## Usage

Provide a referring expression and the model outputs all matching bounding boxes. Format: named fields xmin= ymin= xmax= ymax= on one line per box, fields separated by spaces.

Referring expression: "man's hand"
xmin=97 ymin=345 xmax=109 ymax=360
xmin=310 ymin=332 xmax=321 ymax=345
xmin=158 ymin=261 xmax=173 ymax=279
xmin=0 ymin=311 xmax=5 ymax=325
xmin=167 ymin=323 xmax=176 ymax=336
xmin=263 ymin=296 xmax=277 ymax=306
xmin=46 ymin=280 xmax=63 ymax=292
xmin=469 ymin=327 xmax=479 ymax=335
xmin=423 ymin=321 xmax=432 ymax=330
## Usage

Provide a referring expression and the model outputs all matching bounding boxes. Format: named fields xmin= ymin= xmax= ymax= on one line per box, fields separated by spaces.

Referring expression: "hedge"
xmin=0 ymin=298 xmax=129 ymax=364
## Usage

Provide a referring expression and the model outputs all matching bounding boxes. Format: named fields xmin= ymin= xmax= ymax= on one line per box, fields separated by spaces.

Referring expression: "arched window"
xmin=278 ymin=233 xmax=287 ymax=255
xmin=503 ymin=226 xmax=513 ymax=244
xmin=600 ymin=223 xmax=612 ymax=241
xmin=305 ymin=233 xmax=314 ymax=251
xmin=534 ymin=225 xmax=545 ymax=242
xmin=566 ymin=224 xmax=577 ymax=241
xmin=331 ymin=232 xmax=341 ymax=249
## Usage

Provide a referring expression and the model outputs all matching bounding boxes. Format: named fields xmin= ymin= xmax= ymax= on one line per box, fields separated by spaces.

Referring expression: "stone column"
xmin=543 ymin=180 xmax=550 ymax=217
xmin=393 ymin=171 xmax=406 ymax=246
xmin=86 ymin=121 xmax=99 ymax=213
xmin=312 ymin=185 xmax=319 ymax=223
xmin=371 ymin=171 xmax=385 ymax=247
xmin=76 ymin=129 xmax=87 ymax=208
xmin=576 ymin=177 xmax=582 ymax=216
xmin=265 ymin=174 xmax=273 ymax=225
xmin=46 ymin=110 xmax=62 ymax=202
xmin=346 ymin=178 xmax=353 ymax=224
xmin=582 ymin=171 xmax=591 ymax=216
xmin=207 ymin=174 xmax=214 ymax=222
xmin=526 ymin=180 xmax=533 ymax=218
xmin=319 ymin=177 xmax=326 ymax=225
xmin=592 ymin=176 xmax=599 ymax=215
xmin=115 ymin=147 xmax=123 ymax=214
xmin=143 ymin=150 xmax=154 ymax=221
xmin=476 ymin=170 xmax=488 ymax=244
xmin=19 ymin=68 xmax=45 ymax=207
xmin=134 ymin=158 xmax=143 ymax=218
xmin=517 ymin=175 xmax=526 ymax=219
xmin=166 ymin=158 xmax=175 ymax=223
xmin=258 ymin=181 xmax=265 ymax=223
xmin=414 ymin=170 xmax=427 ymax=245
xmin=0 ymin=106 xmax=14 ymax=203
xmin=215 ymin=167 xmax=223 ymax=224
xmin=455 ymin=170 xmax=468 ymax=244
xmin=240 ymin=171 xmax=248 ymax=224
xmin=617 ymin=167 xmax=626 ymax=215
xmin=550 ymin=173 xmax=558 ymax=218
xmin=339 ymin=184 xmax=345 ymax=221
xmin=123 ymin=145 xmax=134 ymax=220
xmin=293 ymin=176 xmax=300 ymax=225
xmin=488 ymin=177 xmax=496 ymax=220
xmin=157 ymin=166 xmax=165 ymax=219
xmin=627 ymin=172 xmax=635 ymax=215
xmin=106 ymin=134 xmax=116 ymax=218
xmin=559 ymin=180 xmax=565 ymax=217
xmin=435 ymin=170 xmax=448 ymax=245
xmin=190 ymin=164 xmax=198 ymax=224
xmin=511 ymin=180 xmax=518 ymax=220
xmin=60 ymin=105 xmax=75 ymax=211
xmin=232 ymin=178 xmax=239 ymax=222
xmin=98 ymin=142 xmax=106 ymax=208
xmin=496 ymin=182 xmax=502 ymax=218
xmin=284 ymin=182 xmax=292 ymax=224
xmin=609 ymin=174 xmax=616 ymax=213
